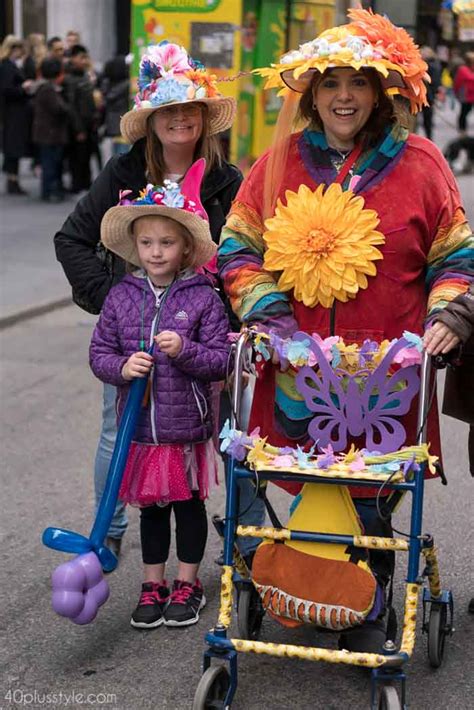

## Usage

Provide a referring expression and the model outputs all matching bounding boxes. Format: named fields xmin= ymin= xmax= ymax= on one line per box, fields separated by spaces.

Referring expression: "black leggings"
xmin=140 ymin=494 xmax=208 ymax=565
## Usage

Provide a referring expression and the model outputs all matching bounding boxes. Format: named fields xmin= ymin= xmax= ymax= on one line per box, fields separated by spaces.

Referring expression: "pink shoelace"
xmin=171 ymin=582 xmax=195 ymax=604
xmin=140 ymin=584 xmax=168 ymax=606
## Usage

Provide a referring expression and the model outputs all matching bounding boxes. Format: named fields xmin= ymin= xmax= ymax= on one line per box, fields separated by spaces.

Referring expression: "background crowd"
xmin=0 ymin=30 xmax=130 ymax=200
xmin=0 ymin=31 xmax=473 ymax=204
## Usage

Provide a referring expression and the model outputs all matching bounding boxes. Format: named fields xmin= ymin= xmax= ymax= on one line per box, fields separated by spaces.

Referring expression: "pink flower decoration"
xmin=146 ymin=44 xmax=192 ymax=75
xmin=348 ymin=175 xmax=362 ymax=192
xmin=272 ymin=454 xmax=296 ymax=467
xmin=348 ymin=455 xmax=366 ymax=472
xmin=392 ymin=347 xmax=422 ymax=368
xmin=311 ymin=333 xmax=340 ymax=362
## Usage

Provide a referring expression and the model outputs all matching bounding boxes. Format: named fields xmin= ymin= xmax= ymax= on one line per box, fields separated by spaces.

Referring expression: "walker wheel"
xmin=377 ymin=685 xmax=402 ymax=710
xmin=237 ymin=585 xmax=265 ymax=640
xmin=427 ymin=602 xmax=448 ymax=668
xmin=192 ymin=666 xmax=230 ymax=710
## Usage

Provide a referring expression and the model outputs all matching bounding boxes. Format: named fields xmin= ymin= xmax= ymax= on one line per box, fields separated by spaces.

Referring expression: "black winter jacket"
xmin=0 ymin=58 xmax=32 ymax=159
xmin=101 ymin=78 xmax=130 ymax=137
xmin=62 ymin=67 xmax=96 ymax=135
xmin=54 ymin=139 xmax=243 ymax=315
xmin=33 ymin=81 xmax=70 ymax=145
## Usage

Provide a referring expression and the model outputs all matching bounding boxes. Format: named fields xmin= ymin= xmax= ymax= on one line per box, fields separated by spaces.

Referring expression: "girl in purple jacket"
xmin=90 ymin=159 xmax=231 ymax=629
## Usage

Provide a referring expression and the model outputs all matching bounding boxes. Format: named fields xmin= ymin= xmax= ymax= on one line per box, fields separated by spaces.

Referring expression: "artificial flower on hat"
xmin=100 ymin=158 xmax=216 ymax=270
xmin=120 ymin=41 xmax=236 ymax=144
xmin=347 ymin=8 xmax=429 ymax=112
xmin=254 ymin=8 xmax=429 ymax=113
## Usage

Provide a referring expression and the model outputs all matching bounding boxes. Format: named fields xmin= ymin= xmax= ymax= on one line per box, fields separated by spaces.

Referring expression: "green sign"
xmin=152 ymin=0 xmax=220 ymax=11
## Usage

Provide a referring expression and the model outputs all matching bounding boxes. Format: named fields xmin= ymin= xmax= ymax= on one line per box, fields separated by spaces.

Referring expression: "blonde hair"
xmin=0 ymin=35 xmax=24 ymax=61
xmin=144 ymin=103 xmax=223 ymax=185
xmin=25 ymin=33 xmax=47 ymax=70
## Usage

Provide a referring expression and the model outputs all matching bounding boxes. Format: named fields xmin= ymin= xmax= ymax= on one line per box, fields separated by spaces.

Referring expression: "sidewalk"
xmin=0 ymin=104 xmax=472 ymax=328
xmin=0 ymin=167 xmax=78 ymax=327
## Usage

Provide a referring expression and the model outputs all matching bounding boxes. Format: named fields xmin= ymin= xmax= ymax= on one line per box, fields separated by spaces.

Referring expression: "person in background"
xmin=0 ymin=35 xmax=33 ymax=194
xmin=47 ymin=37 xmax=65 ymax=64
xmin=420 ymin=46 xmax=441 ymax=141
xmin=454 ymin=51 xmax=474 ymax=134
xmin=23 ymin=33 xmax=47 ymax=80
xmin=99 ymin=54 xmax=130 ymax=157
xmin=54 ymin=42 xmax=241 ymax=563
xmin=63 ymin=44 xmax=97 ymax=193
xmin=33 ymin=57 xmax=70 ymax=202
xmin=440 ymin=284 xmax=474 ymax=615
xmin=444 ymin=134 xmax=474 ymax=175
xmin=440 ymin=64 xmax=455 ymax=110
xmin=64 ymin=30 xmax=81 ymax=58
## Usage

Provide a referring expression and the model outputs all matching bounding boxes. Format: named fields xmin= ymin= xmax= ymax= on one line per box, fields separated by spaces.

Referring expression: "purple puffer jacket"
xmin=89 ymin=271 xmax=231 ymax=444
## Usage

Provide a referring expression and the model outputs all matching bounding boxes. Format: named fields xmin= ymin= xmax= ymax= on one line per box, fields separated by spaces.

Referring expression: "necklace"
xmin=329 ymin=146 xmax=354 ymax=176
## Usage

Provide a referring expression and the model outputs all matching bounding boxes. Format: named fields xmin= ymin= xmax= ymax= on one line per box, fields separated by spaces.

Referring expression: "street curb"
xmin=0 ymin=296 xmax=73 ymax=330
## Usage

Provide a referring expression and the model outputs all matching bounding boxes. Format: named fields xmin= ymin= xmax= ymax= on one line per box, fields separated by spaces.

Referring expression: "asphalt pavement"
xmin=1 ymin=107 xmax=473 ymax=710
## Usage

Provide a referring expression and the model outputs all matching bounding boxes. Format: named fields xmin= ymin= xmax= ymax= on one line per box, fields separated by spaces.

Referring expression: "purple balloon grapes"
xmin=51 ymin=552 xmax=109 ymax=625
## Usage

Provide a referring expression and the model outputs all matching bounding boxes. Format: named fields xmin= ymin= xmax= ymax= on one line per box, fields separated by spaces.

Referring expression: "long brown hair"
xmin=298 ymin=68 xmax=410 ymax=149
xmin=144 ymin=103 xmax=223 ymax=185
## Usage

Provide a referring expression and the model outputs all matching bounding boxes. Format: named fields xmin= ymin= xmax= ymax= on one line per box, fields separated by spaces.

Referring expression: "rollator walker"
xmin=193 ymin=328 xmax=454 ymax=710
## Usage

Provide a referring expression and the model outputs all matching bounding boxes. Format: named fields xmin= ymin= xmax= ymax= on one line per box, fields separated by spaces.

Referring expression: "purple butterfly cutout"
xmin=294 ymin=332 xmax=420 ymax=453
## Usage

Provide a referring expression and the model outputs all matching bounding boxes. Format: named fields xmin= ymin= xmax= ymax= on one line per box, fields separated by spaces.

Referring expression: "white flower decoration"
xmin=280 ymin=49 xmax=303 ymax=64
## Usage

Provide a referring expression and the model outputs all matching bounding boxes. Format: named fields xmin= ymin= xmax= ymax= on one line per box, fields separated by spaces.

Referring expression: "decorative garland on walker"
xmin=220 ymin=422 xmax=436 ymax=478
xmin=252 ymin=329 xmax=424 ymax=372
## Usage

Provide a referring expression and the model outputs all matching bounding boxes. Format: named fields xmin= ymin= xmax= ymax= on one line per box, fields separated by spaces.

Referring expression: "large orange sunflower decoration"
xmin=262 ymin=183 xmax=385 ymax=308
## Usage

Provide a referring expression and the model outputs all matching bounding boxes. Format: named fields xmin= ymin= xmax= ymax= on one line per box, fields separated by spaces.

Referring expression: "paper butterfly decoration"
xmin=294 ymin=332 xmax=420 ymax=453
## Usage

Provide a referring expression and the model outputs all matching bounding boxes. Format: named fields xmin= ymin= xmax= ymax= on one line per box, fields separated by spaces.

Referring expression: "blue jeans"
xmin=234 ymin=380 xmax=266 ymax=557
xmin=94 ymin=383 xmax=128 ymax=539
xmin=39 ymin=144 xmax=64 ymax=199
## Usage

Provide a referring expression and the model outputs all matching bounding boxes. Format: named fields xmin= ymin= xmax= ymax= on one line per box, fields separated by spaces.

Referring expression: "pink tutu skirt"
xmin=119 ymin=439 xmax=219 ymax=507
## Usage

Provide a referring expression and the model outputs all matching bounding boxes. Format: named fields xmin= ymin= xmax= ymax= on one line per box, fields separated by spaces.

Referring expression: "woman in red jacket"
xmin=454 ymin=51 xmax=474 ymax=132
xmin=218 ymin=9 xmax=474 ymax=652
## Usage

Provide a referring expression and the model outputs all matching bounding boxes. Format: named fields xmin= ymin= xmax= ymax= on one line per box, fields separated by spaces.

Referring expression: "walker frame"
xmin=193 ymin=329 xmax=454 ymax=710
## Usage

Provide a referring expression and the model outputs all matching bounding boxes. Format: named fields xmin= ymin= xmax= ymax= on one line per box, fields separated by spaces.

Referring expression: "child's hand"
xmin=121 ymin=352 xmax=154 ymax=380
xmin=154 ymin=331 xmax=183 ymax=358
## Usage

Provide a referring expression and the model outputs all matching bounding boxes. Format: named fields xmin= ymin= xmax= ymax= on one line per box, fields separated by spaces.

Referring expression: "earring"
xmin=312 ymin=102 xmax=317 ymax=110
xmin=374 ymin=100 xmax=379 ymax=109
